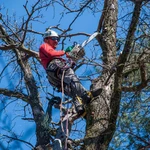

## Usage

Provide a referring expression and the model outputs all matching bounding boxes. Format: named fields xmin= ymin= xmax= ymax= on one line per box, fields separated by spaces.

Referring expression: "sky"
xmin=1 ymin=0 xmax=149 ymax=150
xmin=0 ymin=0 xmax=101 ymax=149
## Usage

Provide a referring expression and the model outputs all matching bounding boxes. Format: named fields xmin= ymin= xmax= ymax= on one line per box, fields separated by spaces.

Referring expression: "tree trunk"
xmin=84 ymin=0 xmax=143 ymax=149
xmin=84 ymin=0 xmax=118 ymax=149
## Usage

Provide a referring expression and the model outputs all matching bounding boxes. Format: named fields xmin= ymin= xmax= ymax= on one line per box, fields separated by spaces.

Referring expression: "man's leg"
xmin=58 ymin=68 xmax=102 ymax=116
xmin=60 ymin=68 xmax=102 ymax=102
xmin=62 ymin=68 xmax=102 ymax=103
xmin=62 ymin=68 xmax=86 ymax=97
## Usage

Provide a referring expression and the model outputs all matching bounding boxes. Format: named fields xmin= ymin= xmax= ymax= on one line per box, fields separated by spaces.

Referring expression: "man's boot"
xmin=74 ymin=96 xmax=86 ymax=117
xmin=81 ymin=88 xmax=102 ymax=104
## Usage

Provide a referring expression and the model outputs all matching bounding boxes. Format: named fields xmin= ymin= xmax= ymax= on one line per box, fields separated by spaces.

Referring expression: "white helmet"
xmin=43 ymin=29 xmax=59 ymax=39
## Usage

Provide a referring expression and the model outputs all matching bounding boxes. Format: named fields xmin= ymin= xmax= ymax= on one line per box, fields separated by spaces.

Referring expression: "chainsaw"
xmin=67 ymin=32 xmax=99 ymax=62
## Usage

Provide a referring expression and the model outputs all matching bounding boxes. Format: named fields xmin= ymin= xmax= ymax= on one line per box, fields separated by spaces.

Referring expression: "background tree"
xmin=0 ymin=0 xmax=149 ymax=150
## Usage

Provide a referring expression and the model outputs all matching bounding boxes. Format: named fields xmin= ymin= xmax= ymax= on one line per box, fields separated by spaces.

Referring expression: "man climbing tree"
xmin=0 ymin=0 xmax=149 ymax=150
xmin=39 ymin=29 xmax=102 ymax=149
xmin=39 ymin=29 xmax=101 ymax=115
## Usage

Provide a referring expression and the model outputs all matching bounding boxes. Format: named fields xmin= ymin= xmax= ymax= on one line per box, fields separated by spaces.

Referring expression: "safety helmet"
xmin=43 ymin=29 xmax=59 ymax=40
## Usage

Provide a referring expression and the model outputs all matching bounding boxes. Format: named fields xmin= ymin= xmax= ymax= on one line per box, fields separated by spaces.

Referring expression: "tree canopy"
xmin=0 ymin=0 xmax=150 ymax=150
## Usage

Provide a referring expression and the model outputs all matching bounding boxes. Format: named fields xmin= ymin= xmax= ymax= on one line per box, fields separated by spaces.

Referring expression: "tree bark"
xmin=84 ymin=0 xmax=143 ymax=149
xmin=84 ymin=0 xmax=118 ymax=149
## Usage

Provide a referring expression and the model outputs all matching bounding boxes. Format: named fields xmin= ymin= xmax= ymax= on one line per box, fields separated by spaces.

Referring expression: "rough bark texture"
xmin=0 ymin=0 xmax=148 ymax=149
xmin=84 ymin=0 xmax=143 ymax=149
xmin=0 ymin=25 xmax=51 ymax=148
xmin=14 ymin=50 xmax=51 ymax=147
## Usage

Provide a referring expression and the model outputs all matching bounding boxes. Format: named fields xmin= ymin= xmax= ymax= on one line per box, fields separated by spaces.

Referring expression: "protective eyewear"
xmin=50 ymin=37 xmax=60 ymax=42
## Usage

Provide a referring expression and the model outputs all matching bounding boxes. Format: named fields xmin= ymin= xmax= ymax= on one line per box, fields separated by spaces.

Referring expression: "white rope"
xmin=54 ymin=139 xmax=62 ymax=148
xmin=60 ymin=70 xmax=69 ymax=150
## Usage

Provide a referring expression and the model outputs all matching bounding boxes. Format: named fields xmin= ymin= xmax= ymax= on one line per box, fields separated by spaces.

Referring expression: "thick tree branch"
xmin=96 ymin=0 xmax=118 ymax=66
xmin=117 ymin=1 xmax=143 ymax=72
xmin=0 ymin=44 xmax=17 ymax=50
xmin=0 ymin=24 xmax=39 ymax=60
xmin=1 ymin=12 xmax=51 ymax=147
xmin=0 ymin=88 xmax=30 ymax=102
xmin=0 ymin=44 xmax=39 ymax=59
xmin=122 ymin=78 xmax=150 ymax=92
xmin=111 ymin=3 xmax=143 ymax=129
xmin=122 ymin=61 xmax=149 ymax=92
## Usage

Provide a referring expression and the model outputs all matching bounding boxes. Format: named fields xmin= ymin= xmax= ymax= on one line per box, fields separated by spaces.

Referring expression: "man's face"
xmin=45 ymin=36 xmax=60 ymax=49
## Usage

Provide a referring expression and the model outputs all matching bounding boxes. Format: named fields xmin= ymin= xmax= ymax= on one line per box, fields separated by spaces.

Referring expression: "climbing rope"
xmin=60 ymin=70 xmax=65 ymax=133
xmin=60 ymin=70 xmax=69 ymax=150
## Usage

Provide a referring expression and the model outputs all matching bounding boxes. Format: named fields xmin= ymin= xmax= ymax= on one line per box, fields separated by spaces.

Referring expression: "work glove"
xmin=65 ymin=46 xmax=74 ymax=53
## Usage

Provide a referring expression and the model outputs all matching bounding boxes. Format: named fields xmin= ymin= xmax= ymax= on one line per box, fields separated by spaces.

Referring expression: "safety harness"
xmin=44 ymin=45 xmax=88 ymax=149
xmin=46 ymin=58 xmax=75 ymax=93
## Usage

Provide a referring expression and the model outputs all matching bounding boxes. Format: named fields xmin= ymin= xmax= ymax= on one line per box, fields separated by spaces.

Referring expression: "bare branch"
xmin=122 ymin=78 xmax=150 ymax=92
xmin=0 ymin=88 xmax=30 ymax=102
xmin=0 ymin=44 xmax=18 ymax=50
xmin=2 ymin=134 xmax=34 ymax=148
xmin=117 ymin=1 xmax=143 ymax=71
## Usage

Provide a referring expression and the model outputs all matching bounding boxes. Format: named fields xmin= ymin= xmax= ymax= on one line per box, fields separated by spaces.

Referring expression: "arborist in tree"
xmin=39 ymin=29 xmax=101 ymax=116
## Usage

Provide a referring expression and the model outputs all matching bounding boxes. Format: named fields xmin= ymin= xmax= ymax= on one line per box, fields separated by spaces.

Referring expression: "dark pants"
xmin=46 ymin=59 xmax=87 ymax=101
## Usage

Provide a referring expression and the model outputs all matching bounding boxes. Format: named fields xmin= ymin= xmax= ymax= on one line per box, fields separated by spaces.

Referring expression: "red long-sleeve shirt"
xmin=39 ymin=43 xmax=65 ymax=69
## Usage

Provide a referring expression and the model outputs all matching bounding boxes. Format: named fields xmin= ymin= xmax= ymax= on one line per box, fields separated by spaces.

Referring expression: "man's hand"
xmin=65 ymin=46 xmax=74 ymax=52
